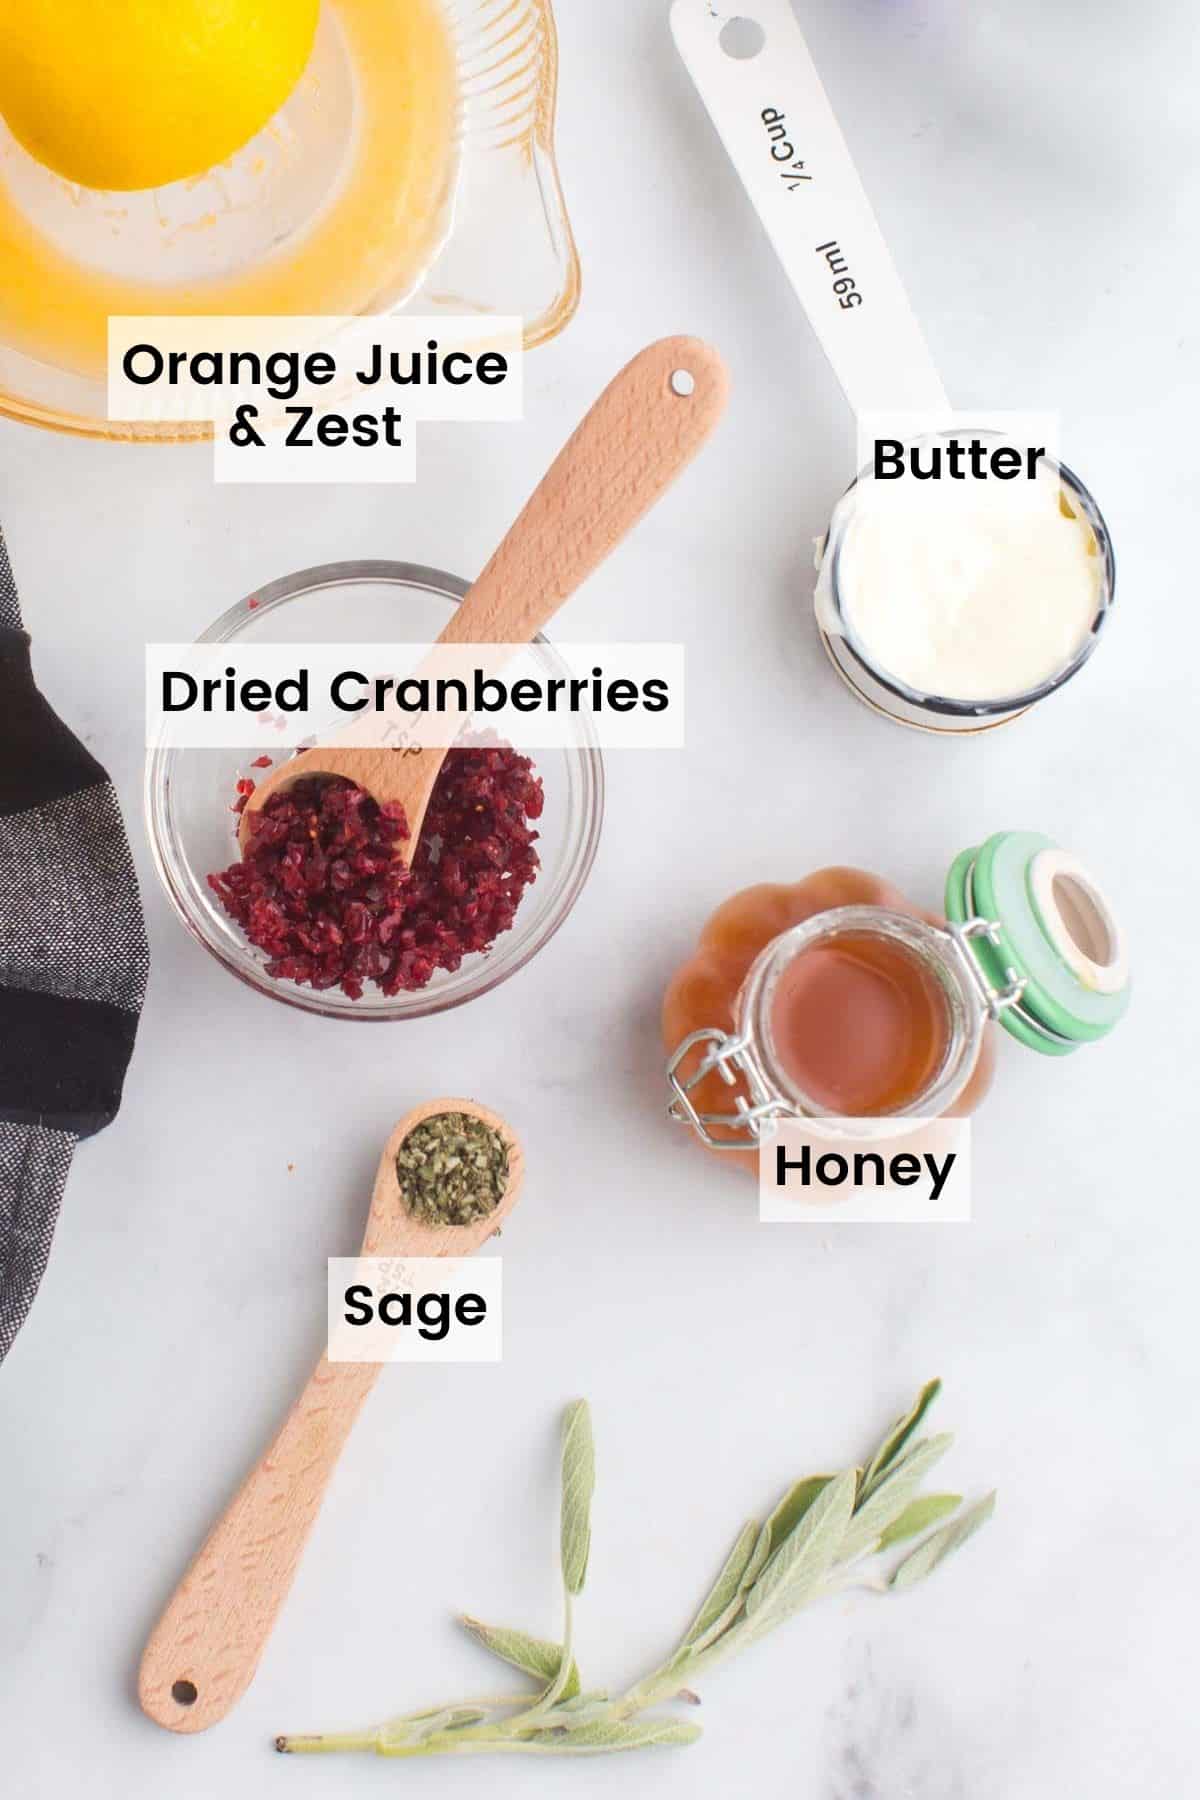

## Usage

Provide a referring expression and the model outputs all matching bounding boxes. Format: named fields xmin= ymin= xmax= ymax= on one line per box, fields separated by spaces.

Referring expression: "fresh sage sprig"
xmin=276 ymin=1379 xmax=994 ymax=1763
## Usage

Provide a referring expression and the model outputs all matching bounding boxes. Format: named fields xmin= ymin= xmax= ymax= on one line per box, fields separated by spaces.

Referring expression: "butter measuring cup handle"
xmin=671 ymin=0 xmax=947 ymax=416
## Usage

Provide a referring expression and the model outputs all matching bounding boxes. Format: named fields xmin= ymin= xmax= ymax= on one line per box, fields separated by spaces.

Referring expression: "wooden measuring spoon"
xmin=237 ymin=335 xmax=730 ymax=853
xmin=138 ymin=1098 xmax=523 ymax=1735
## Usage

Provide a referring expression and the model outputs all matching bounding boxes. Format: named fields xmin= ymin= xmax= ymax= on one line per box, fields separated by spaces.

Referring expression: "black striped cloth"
xmin=0 ymin=524 xmax=149 ymax=1364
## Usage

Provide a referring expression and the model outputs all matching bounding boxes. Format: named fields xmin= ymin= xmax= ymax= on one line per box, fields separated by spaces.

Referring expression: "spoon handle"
xmin=439 ymin=336 xmax=730 ymax=646
xmin=236 ymin=337 xmax=727 ymax=842
xmin=138 ymin=1356 xmax=380 ymax=1734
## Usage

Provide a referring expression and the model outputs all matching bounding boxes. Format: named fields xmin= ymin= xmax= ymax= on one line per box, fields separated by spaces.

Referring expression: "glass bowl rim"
xmin=144 ymin=557 xmax=606 ymax=1021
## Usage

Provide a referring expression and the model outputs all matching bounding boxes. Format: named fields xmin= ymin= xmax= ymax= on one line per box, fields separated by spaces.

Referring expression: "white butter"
xmin=818 ymin=454 xmax=1103 ymax=703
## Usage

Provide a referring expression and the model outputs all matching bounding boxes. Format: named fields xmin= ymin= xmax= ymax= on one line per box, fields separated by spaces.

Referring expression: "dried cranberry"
xmin=207 ymin=746 xmax=543 ymax=1000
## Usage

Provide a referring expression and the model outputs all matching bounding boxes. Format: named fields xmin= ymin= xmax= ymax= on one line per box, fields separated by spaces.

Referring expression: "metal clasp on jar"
xmin=944 ymin=915 xmax=1029 ymax=1018
xmin=945 ymin=912 xmax=1080 ymax=1049
xmin=666 ymin=1027 xmax=794 ymax=1150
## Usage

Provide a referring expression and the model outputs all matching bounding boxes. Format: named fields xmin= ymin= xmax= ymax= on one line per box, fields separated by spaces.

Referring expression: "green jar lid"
xmin=944 ymin=831 xmax=1130 ymax=1056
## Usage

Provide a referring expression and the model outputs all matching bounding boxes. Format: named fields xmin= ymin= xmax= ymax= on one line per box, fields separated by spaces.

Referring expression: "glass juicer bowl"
xmin=0 ymin=0 xmax=579 ymax=438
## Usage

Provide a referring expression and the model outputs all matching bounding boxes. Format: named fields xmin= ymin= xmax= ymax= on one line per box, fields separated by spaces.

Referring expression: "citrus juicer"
xmin=0 ymin=0 xmax=579 ymax=439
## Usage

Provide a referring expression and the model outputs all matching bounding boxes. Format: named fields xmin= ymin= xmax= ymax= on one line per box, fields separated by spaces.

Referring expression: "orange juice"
xmin=0 ymin=0 xmax=457 ymax=380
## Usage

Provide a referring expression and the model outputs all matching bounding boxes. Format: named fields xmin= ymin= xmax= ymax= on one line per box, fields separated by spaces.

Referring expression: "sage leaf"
xmin=741 ymin=1476 xmax=832 ymax=1591
xmin=888 ymin=1492 xmax=996 ymax=1590
xmin=554 ymin=1691 xmax=611 ymax=1713
xmin=412 ymin=1708 xmax=487 ymax=1742
xmin=546 ymin=1697 xmax=621 ymax=1729
xmin=523 ymin=1718 xmax=702 ymax=1754
xmin=560 ymin=1400 xmax=596 ymax=1597
xmin=876 ymin=1493 xmax=962 ymax=1551
xmin=682 ymin=1479 xmax=833 ymax=1658
xmin=458 ymin=1617 xmax=581 ymax=1698
xmin=674 ymin=1591 xmax=742 ymax=1664
xmin=886 ymin=1431 xmax=955 ymax=1484
xmin=861 ymin=1379 xmax=942 ymax=1499
xmin=678 ymin=1519 xmax=758 ymax=1650
xmin=743 ymin=1467 xmax=857 ymax=1625
xmin=378 ymin=1706 xmax=487 ymax=1749
xmin=839 ymin=1435 xmax=954 ymax=1563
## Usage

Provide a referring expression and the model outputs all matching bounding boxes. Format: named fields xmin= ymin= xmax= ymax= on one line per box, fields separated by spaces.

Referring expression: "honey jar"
xmin=664 ymin=832 xmax=1129 ymax=1166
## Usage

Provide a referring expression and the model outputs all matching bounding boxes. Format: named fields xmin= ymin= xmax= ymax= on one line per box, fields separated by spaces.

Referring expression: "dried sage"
xmin=396 ymin=1112 xmax=508 ymax=1227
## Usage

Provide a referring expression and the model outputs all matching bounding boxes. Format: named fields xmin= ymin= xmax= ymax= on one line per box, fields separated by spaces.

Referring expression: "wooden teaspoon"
xmin=238 ymin=336 xmax=730 ymax=853
xmin=138 ymin=1098 xmax=523 ymax=1735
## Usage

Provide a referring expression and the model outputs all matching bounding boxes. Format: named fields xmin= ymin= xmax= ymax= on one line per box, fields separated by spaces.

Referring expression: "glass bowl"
xmin=0 ymin=0 xmax=579 ymax=439
xmin=145 ymin=561 xmax=605 ymax=1019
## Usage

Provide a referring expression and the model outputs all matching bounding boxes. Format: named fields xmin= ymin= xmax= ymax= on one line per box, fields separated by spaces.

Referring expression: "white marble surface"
xmin=1 ymin=1 xmax=1197 ymax=1794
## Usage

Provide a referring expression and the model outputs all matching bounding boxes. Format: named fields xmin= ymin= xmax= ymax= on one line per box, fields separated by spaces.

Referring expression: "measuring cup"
xmin=671 ymin=0 xmax=1115 ymax=733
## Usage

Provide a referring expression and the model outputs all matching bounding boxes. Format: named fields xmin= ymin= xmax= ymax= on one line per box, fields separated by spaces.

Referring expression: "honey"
xmin=0 ymin=0 xmax=457 ymax=381
xmin=767 ymin=930 xmax=951 ymax=1116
